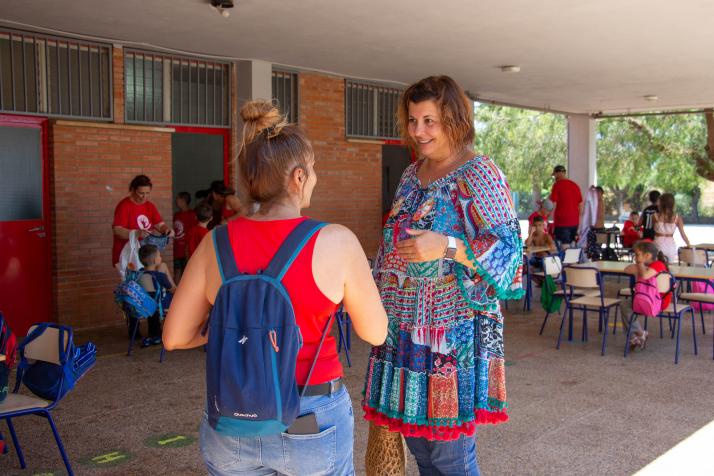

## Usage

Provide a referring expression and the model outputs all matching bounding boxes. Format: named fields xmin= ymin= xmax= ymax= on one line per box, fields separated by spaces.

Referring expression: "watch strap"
xmin=444 ymin=235 xmax=457 ymax=260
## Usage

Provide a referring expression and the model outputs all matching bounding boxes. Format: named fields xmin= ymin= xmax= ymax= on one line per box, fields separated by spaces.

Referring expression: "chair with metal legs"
xmin=624 ymin=272 xmax=697 ymax=364
xmin=1 ymin=324 xmax=80 ymax=475
xmin=556 ymin=265 xmax=621 ymax=355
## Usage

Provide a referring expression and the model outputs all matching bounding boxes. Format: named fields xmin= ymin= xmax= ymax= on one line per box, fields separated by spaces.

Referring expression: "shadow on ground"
xmin=1 ymin=276 xmax=713 ymax=475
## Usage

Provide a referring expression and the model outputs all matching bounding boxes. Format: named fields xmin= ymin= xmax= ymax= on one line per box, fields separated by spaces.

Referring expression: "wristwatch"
xmin=444 ymin=236 xmax=457 ymax=261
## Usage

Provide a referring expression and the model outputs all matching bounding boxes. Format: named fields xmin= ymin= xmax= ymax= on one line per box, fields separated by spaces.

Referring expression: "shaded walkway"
xmin=2 ymin=281 xmax=713 ymax=475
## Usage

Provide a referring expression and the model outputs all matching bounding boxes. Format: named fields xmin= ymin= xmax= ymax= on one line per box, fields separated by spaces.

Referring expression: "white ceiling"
xmin=3 ymin=0 xmax=714 ymax=115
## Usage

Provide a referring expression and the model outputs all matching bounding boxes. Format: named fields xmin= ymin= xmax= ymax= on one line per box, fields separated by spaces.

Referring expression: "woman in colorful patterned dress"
xmin=363 ymin=76 xmax=524 ymax=475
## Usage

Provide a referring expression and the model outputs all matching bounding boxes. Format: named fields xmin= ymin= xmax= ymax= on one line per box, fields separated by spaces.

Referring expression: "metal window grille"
xmin=272 ymin=70 xmax=298 ymax=123
xmin=0 ymin=28 xmax=112 ymax=119
xmin=345 ymin=80 xmax=401 ymax=139
xmin=125 ymin=49 xmax=230 ymax=127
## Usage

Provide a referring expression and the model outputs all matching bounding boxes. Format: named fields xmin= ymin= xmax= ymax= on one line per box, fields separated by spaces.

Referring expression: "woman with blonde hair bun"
xmin=163 ymin=100 xmax=387 ymax=475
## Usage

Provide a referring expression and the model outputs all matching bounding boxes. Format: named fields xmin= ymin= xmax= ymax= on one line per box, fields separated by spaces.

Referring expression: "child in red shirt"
xmin=622 ymin=211 xmax=642 ymax=248
xmin=173 ymin=192 xmax=197 ymax=281
xmin=624 ymin=240 xmax=671 ymax=350
xmin=185 ymin=203 xmax=213 ymax=259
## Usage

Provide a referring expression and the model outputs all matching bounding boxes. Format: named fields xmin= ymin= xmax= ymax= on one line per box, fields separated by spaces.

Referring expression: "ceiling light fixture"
xmin=210 ymin=0 xmax=234 ymax=17
xmin=500 ymin=65 xmax=520 ymax=73
xmin=644 ymin=95 xmax=658 ymax=101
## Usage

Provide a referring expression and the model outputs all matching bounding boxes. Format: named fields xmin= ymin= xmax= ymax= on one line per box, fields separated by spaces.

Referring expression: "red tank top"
xmin=226 ymin=216 xmax=342 ymax=385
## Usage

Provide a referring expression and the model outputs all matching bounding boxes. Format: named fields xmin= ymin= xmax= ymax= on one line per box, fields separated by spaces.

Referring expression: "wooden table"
xmin=524 ymin=245 xmax=554 ymax=255
xmin=572 ymin=261 xmax=714 ymax=281
xmin=692 ymin=244 xmax=714 ymax=251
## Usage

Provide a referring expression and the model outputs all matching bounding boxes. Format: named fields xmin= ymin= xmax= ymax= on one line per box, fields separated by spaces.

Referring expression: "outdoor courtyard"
xmin=2 ymin=275 xmax=713 ymax=475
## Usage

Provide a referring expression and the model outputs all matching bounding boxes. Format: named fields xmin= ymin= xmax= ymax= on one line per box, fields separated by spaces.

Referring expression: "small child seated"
xmin=622 ymin=211 xmax=642 ymax=248
xmin=623 ymin=240 xmax=671 ymax=351
xmin=185 ymin=203 xmax=213 ymax=259
xmin=525 ymin=215 xmax=557 ymax=270
xmin=137 ymin=244 xmax=177 ymax=347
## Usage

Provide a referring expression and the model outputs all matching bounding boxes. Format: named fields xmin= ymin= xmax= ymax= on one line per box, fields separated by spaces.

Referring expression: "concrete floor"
xmin=1 ymin=278 xmax=713 ymax=476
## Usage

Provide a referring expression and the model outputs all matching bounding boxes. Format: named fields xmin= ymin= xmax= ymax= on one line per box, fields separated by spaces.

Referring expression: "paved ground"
xmin=1 ymin=277 xmax=713 ymax=475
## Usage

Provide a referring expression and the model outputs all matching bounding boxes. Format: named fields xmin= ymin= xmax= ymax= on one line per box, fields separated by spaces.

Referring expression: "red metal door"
xmin=0 ymin=115 xmax=51 ymax=336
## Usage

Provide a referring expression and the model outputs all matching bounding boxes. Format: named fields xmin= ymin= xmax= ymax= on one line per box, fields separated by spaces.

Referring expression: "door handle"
xmin=28 ymin=226 xmax=44 ymax=232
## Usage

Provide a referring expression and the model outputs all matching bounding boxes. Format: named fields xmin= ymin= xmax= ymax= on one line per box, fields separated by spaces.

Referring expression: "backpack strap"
xmin=212 ymin=225 xmax=241 ymax=282
xmin=264 ymin=219 xmax=327 ymax=280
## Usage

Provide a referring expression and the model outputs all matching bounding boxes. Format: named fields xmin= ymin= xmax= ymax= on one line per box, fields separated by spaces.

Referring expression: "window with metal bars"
xmin=0 ymin=29 xmax=112 ymax=119
xmin=345 ymin=80 xmax=402 ymax=140
xmin=125 ymin=50 xmax=230 ymax=127
xmin=272 ymin=70 xmax=298 ymax=123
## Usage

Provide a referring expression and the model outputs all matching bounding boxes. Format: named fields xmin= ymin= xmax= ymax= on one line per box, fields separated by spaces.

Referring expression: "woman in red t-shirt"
xmin=163 ymin=100 xmax=387 ymax=476
xmin=624 ymin=240 xmax=671 ymax=350
xmin=112 ymin=175 xmax=174 ymax=266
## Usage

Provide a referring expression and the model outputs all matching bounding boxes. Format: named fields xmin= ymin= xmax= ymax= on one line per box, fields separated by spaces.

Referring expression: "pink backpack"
xmin=689 ymin=280 xmax=714 ymax=311
xmin=632 ymin=275 xmax=662 ymax=316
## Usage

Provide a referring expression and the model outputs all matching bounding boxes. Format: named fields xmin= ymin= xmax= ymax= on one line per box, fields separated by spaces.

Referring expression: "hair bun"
xmin=240 ymin=100 xmax=281 ymax=129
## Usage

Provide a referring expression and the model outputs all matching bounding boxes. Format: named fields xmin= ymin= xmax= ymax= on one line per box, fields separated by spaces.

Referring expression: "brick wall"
xmin=52 ymin=123 xmax=173 ymax=329
xmin=299 ymin=73 xmax=382 ymax=256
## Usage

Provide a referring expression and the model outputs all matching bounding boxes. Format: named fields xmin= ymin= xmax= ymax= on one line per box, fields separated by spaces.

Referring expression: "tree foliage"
xmin=474 ymin=104 xmax=566 ymax=214
xmin=474 ymin=102 xmax=711 ymax=218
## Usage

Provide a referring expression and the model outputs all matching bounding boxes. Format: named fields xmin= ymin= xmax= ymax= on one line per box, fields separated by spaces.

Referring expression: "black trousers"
xmin=128 ymin=314 xmax=162 ymax=339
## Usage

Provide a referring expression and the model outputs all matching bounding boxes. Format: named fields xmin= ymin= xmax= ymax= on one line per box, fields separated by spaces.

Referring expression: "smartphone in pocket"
xmin=286 ymin=413 xmax=319 ymax=435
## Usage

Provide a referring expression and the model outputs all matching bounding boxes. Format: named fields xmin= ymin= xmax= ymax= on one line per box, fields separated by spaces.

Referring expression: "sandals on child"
xmin=629 ymin=331 xmax=649 ymax=352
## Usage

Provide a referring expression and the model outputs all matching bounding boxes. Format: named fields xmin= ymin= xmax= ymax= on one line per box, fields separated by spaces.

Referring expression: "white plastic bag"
xmin=116 ymin=230 xmax=142 ymax=279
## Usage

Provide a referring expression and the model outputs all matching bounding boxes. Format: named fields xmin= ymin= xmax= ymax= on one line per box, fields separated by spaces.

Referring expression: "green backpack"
xmin=540 ymin=275 xmax=563 ymax=313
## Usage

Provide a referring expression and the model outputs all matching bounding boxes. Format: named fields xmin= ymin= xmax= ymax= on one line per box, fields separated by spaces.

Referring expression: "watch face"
xmin=445 ymin=246 xmax=457 ymax=260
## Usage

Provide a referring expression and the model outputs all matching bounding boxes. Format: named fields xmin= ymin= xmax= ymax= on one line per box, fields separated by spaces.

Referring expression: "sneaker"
xmin=150 ymin=336 xmax=162 ymax=346
xmin=141 ymin=337 xmax=153 ymax=348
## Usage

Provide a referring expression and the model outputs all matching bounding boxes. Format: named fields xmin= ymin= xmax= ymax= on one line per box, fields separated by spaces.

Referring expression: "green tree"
xmin=474 ymin=104 xmax=566 ymax=215
xmin=596 ymin=113 xmax=706 ymax=217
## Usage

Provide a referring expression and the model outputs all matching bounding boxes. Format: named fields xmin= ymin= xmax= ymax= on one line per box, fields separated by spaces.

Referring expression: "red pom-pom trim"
xmin=363 ymin=406 xmax=508 ymax=441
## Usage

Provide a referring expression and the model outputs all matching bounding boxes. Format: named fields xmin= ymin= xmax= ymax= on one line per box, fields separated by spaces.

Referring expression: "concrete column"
xmin=566 ymin=114 xmax=597 ymax=191
xmin=236 ymin=60 xmax=272 ymax=105
xmin=234 ymin=60 xmax=272 ymax=196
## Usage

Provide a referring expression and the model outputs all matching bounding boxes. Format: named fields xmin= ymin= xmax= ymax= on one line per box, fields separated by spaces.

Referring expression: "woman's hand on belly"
xmin=396 ymin=229 xmax=448 ymax=262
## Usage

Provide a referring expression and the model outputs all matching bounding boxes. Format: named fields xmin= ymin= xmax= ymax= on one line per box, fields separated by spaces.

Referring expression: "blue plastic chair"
xmin=624 ymin=273 xmax=697 ymax=364
xmin=1 ymin=324 xmax=77 ymax=475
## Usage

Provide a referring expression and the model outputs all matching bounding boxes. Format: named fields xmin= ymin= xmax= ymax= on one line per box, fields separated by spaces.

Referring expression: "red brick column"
xmin=299 ymin=73 xmax=382 ymax=256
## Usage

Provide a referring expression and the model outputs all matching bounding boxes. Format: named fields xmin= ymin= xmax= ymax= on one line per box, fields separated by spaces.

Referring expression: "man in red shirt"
xmin=549 ymin=165 xmax=583 ymax=245
xmin=112 ymin=175 xmax=173 ymax=267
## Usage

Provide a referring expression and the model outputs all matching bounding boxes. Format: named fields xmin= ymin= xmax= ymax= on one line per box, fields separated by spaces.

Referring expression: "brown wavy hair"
xmin=658 ymin=193 xmax=675 ymax=223
xmin=397 ymin=75 xmax=475 ymax=153
xmin=237 ymin=100 xmax=313 ymax=209
xmin=633 ymin=240 xmax=668 ymax=267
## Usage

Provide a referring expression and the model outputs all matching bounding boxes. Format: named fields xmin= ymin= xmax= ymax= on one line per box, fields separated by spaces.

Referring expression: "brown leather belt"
xmin=655 ymin=233 xmax=674 ymax=237
xmin=298 ymin=378 xmax=343 ymax=397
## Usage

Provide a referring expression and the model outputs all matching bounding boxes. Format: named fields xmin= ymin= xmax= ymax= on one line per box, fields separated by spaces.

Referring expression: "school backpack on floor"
xmin=14 ymin=323 xmax=96 ymax=401
xmin=632 ymin=275 xmax=662 ymax=317
xmin=205 ymin=220 xmax=331 ymax=437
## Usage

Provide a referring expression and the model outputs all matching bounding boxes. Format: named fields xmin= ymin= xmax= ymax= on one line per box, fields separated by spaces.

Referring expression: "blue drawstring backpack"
xmin=14 ymin=323 xmax=96 ymax=401
xmin=114 ymin=270 xmax=158 ymax=319
xmin=205 ymin=220 xmax=333 ymax=437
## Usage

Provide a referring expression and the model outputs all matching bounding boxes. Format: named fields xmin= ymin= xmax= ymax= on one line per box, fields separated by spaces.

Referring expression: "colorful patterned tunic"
xmin=362 ymin=155 xmax=524 ymax=440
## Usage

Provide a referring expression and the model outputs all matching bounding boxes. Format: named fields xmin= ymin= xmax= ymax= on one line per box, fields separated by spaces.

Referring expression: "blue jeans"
xmin=199 ymin=385 xmax=354 ymax=476
xmin=405 ymin=434 xmax=480 ymax=476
